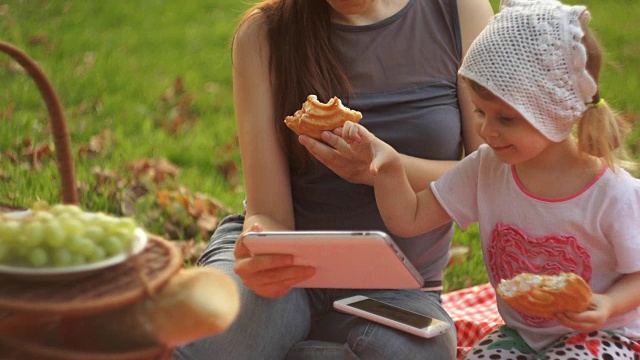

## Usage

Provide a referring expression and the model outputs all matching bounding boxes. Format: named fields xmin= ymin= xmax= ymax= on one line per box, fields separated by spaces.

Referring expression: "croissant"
xmin=284 ymin=95 xmax=362 ymax=139
xmin=497 ymin=272 xmax=592 ymax=318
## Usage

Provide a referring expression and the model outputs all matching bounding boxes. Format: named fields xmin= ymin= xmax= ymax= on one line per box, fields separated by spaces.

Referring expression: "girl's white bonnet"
xmin=459 ymin=0 xmax=597 ymax=142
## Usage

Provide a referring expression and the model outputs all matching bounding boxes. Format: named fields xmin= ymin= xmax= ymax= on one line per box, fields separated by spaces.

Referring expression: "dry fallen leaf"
xmin=74 ymin=52 xmax=97 ymax=76
xmin=28 ymin=34 xmax=49 ymax=46
xmin=3 ymin=149 xmax=18 ymax=163
xmin=1 ymin=103 xmax=14 ymax=120
xmin=78 ymin=129 xmax=113 ymax=156
xmin=91 ymin=167 xmax=120 ymax=186
xmin=120 ymin=183 xmax=150 ymax=216
xmin=196 ymin=213 xmax=219 ymax=239
xmin=147 ymin=186 xmax=232 ymax=242
xmin=21 ymin=143 xmax=52 ymax=168
xmin=157 ymin=76 xmax=196 ymax=134
xmin=215 ymin=160 xmax=239 ymax=187
xmin=172 ymin=239 xmax=209 ymax=264
xmin=127 ymin=158 xmax=179 ymax=184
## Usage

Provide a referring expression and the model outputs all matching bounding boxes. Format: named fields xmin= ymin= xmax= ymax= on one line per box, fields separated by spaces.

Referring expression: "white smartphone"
xmin=333 ymin=295 xmax=451 ymax=339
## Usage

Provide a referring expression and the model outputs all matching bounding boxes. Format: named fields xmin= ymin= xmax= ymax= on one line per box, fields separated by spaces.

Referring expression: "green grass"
xmin=0 ymin=0 xmax=247 ymax=213
xmin=1 ymin=0 xmax=638 ymax=292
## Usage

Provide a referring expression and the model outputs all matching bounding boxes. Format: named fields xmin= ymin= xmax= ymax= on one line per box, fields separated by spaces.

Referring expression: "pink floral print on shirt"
xmin=487 ymin=223 xmax=592 ymax=324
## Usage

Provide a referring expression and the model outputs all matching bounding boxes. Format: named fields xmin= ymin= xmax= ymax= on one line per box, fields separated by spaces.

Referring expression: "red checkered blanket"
xmin=442 ymin=283 xmax=505 ymax=359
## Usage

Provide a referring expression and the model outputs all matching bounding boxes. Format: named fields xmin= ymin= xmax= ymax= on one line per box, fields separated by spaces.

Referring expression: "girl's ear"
xmin=578 ymin=9 xmax=591 ymax=27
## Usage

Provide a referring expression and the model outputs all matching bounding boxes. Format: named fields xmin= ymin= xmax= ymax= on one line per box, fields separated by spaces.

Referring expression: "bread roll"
xmin=497 ymin=272 xmax=592 ymax=318
xmin=284 ymin=95 xmax=362 ymax=139
xmin=61 ymin=267 xmax=240 ymax=349
xmin=140 ymin=267 xmax=240 ymax=346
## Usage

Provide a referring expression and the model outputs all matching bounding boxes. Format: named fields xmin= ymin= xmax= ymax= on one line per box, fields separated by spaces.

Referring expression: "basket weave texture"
xmin=0 ymin=234 xmax=182 ymax=315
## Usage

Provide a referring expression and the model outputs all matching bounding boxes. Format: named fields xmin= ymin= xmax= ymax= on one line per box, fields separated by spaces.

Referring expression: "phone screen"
xmin=347 ymin=298 xmax=433 ymax=328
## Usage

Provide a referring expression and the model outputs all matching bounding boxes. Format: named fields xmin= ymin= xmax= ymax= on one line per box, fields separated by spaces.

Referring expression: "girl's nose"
xmin=478 ymin=118 xmax=499 ymax=138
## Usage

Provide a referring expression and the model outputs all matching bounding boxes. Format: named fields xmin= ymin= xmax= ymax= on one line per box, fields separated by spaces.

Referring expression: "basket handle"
xmin=0 ymin=41 xmax=78 ymax=205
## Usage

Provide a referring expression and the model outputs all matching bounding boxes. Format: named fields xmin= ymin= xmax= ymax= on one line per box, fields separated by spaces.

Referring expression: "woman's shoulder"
xmin=234 ymin=9 xmax=268 ymax=47
xmin=233 ymin=9 xmax=270 ymax=62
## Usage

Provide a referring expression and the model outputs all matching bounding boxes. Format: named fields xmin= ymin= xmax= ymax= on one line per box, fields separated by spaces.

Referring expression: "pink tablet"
xmin=241 ymin=230 xmax=424 ymax=289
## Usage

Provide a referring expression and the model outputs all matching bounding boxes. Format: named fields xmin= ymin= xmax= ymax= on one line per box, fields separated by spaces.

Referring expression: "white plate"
xmin=0 ymin=211 xmax=148 ymax=282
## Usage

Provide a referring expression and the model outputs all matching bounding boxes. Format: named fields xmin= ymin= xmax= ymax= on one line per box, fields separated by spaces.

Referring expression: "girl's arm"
xmin=556 ymin=271 xmax=640 ymax=332
xmin=339 ymin=122 xmax=452 ymax=238
xmin=231 ymin=13 xmax=314 ymax=298
xmin=602 ymin=272 xmax=640 ymax=316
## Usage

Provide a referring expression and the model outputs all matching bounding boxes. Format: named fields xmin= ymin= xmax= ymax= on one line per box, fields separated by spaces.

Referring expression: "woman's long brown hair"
xmin=233 ymin=0 xmax=352 ymax=172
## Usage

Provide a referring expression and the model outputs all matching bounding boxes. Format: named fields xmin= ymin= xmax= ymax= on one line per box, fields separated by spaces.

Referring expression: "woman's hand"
xmin=233 ymin=223 xmax=316 ymax=299
xmin=554 ymin=293 xmax=613 ymax=333
xmin=298 ymin=130 xmax=374 ymax=185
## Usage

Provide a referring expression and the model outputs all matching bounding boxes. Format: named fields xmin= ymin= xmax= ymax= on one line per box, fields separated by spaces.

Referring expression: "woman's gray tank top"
xmin=290 ymin=0 xmax=463 ymax=283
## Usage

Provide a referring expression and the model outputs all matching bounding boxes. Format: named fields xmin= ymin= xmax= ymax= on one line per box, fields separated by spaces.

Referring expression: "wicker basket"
xmin=0 ymin=40 xmax=181 ymax=360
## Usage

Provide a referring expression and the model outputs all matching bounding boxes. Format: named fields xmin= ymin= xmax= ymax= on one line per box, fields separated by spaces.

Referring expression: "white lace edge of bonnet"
xmin=459 ymin=0 xmax=598 ymax=142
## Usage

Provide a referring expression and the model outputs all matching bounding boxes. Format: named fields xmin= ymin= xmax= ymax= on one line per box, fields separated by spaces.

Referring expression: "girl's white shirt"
xmin=431 ymin=144 xmax=640 ymax=351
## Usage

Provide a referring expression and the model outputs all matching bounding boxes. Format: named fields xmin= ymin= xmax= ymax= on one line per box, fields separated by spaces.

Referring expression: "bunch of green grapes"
xmin=0 ymin=204 xmax=139 ymax=268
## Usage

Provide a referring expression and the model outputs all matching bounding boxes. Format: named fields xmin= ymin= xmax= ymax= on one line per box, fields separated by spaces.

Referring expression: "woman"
xmin=174 ymin=0 xmax=492 ymax=359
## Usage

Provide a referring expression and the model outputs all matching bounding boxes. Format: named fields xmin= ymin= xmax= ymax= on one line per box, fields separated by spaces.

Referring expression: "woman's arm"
xmin=231 ymin=13 xmax=315 ymax=298
xmin=233 ymin=13 xmax=294 ymax=232
xmin=457 ymin=0 xmax=493 ymax=154
xmin=396 ymin=0 xmax=495 ymax=190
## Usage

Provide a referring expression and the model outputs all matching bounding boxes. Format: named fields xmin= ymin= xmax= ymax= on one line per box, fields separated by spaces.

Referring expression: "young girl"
xmin=338 ymin=0 xmax=640 ymax=358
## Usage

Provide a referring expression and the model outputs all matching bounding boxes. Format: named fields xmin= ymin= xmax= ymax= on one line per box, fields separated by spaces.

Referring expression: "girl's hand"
xmin=339 ymin=121 xmax=401 ymax=177
xmin=554 ymin=293 xmax=613 ymax=332
xmin=298 ymin=130 xmax=374 ymax=185
xmin=233 ymin=223 xmax=316 ymax=298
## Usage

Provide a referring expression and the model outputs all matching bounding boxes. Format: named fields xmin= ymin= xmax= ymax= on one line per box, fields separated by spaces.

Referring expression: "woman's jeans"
xmin=173 ymin=214 xmax=457 ymax=360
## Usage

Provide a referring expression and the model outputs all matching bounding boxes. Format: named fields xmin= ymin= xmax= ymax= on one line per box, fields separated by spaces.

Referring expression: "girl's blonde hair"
xmin=576 ymin=25 xmax=634 ymax=171
xmin=466 ymin=23 xmax=635 ymax=172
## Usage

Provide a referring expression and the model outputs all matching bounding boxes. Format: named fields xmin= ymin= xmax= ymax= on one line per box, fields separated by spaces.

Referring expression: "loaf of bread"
xmin=61 ymin=267 xmax=240 ymax=349
xmin=496 ymin=272 xmax=592 ymax=318
xmin=284 ymin=95 xmax=362 ymax=139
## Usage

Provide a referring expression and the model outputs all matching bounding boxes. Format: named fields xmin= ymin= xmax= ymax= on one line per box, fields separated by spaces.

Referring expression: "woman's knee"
xmin=197 ymin=214 xmax=244 ymax=269
xmin=347 ymin=291 xmax=457 ymax=359
xmin=176 ymin=288 xmax=312 ymax=360
xmin=347 ymin=321 xmax=457 ymax=360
